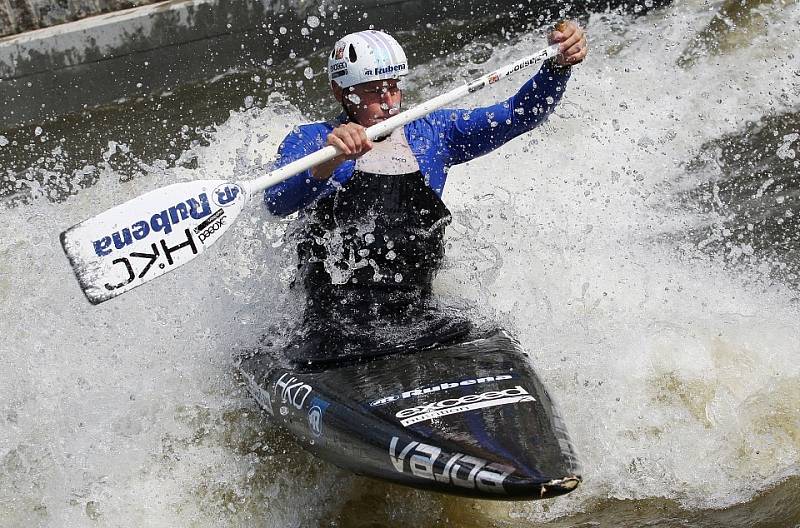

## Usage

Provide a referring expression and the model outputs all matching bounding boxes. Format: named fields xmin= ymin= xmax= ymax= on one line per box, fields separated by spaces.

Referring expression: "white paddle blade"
xmin=61 ymin=180 xmax=249 ymax=304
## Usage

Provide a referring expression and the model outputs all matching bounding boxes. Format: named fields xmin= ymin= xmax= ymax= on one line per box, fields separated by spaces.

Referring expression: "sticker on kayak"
xmin=395 ymin=386 xmax=535 ymax=427
xmin=369 ymin=374 xmax=514 ymax=407
xmin=274 ymin=373 xmax=313 ymax=411
xmin=388 ymin=437 xmax=515 ymax=493
xmin=308 ymin=397 xmax=330 ymax=438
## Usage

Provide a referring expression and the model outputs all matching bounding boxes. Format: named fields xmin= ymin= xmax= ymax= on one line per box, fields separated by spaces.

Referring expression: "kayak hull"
xmin=237 ymin=329 xmax=581 ymax=500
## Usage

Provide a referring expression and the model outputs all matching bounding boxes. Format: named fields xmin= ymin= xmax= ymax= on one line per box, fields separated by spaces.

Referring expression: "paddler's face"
xmin=333 ymin=79 xmax=402 ymax=127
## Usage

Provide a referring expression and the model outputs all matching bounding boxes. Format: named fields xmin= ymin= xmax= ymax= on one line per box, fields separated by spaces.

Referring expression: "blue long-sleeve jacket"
xmin=265 ymin=61 xmax=571 ymax=216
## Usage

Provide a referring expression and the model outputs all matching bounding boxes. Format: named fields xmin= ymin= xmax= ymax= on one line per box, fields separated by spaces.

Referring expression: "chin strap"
xmin=338 ymin=96 xmax=403 ymax=128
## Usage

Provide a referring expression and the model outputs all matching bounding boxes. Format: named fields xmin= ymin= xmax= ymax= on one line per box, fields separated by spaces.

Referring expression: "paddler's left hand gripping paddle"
xmin=61 ymin=43 xmax=560 ymax=304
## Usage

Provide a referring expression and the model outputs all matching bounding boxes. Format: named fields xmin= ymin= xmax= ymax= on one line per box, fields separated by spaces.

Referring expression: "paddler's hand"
xmin=548 ymin=20 xmax=588 ymax=67
xmin=311 ymin=123 xmax=374 ymax=181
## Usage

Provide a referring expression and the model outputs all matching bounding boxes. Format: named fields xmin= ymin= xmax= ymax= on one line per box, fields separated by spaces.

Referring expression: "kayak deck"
xmin=237 ymin=328 xmax=581 ymax=500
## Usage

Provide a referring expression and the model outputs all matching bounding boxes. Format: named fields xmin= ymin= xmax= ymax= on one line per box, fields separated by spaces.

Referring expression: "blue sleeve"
xmin=263 ymin=128 xmax=330 ymax=217
xmin=264 ymin=125 xmax=358 ymax=216
xmin=441 ymin=60 xmax=571 ymax=166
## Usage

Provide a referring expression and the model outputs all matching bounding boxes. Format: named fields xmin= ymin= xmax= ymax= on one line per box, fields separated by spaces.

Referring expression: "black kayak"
xmin=237 ymin=328 xmax=581 ymax=500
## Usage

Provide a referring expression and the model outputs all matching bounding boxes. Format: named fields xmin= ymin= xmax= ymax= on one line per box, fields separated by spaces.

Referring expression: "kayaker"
xmin=265 ymin=23 xmax=588 ymax=363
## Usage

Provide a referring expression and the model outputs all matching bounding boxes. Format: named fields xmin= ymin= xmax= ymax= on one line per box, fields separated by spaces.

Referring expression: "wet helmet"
xmin=327 ymin=30 xmax=408 ymax=89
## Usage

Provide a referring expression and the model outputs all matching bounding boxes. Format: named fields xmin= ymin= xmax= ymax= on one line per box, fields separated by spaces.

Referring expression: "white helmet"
xmin=327 ymin=30 xmax=409 ymax=89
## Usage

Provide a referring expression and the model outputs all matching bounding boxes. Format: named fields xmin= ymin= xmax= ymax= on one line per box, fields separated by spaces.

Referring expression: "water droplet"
xmin=279 ymin=26 xmax=287 ymax=34
xmin=300 ymin=27 xmax=310 ymax=36
xmin=280 ymin=406 xmax=289 ymax=415
xmin=306 ymin=15 xmax=320 ymax=28
xmin=0 ymin=135 xmax=8 ymax=147
xmin=85 ymin=501 xmax=101 ymax=520
xmin=304 ymin=67 xmax=314 ymax=79
xmin=364 ymin=233 xmax=375 ymax=244
xmin=346 ymin=93 xmax=361 ymax=105
xmin=386 ymin=250 xmax=396 ymax=260
xmin=394 ymin=273 xmax=403 ymax=283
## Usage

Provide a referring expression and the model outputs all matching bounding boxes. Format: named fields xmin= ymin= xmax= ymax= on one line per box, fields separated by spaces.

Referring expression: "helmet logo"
xmin=334 ymin=45 xmax=345 ymax=60
xmin=363 ymin=64 xmax=407 ymax=77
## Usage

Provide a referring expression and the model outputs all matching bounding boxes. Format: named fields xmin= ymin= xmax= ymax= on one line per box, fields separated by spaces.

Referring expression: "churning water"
xmin=2 ymin=1 xmax=799 ymax=526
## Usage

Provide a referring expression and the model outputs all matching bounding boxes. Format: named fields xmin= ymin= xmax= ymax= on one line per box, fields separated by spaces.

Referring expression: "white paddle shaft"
xmin=242 ymin=44 xmax=561 ymax=196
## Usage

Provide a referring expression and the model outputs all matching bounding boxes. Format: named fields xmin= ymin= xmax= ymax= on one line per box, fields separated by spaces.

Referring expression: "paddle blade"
xmin=61 ymin=180 xmax=248 ymax=304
